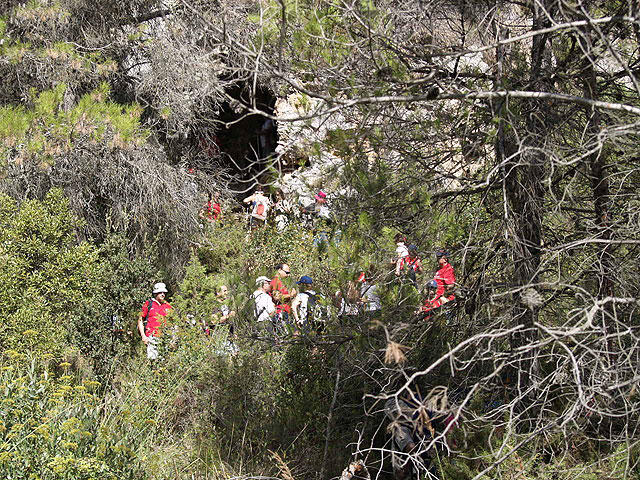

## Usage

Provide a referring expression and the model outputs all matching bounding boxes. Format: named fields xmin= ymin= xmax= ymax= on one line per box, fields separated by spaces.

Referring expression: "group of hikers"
xmin=139 ymin=188 xmax=458 ymax=479
xmin=199 ymin=186 xmax=333 ymax=244
xmin=241 ymin=186 xmax=333 ymax=239
xmin=137 ymin=240 xmax=456 ymax=359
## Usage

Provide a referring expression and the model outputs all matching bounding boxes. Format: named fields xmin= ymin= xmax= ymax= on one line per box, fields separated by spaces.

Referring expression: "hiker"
xmin=336 ymin=281 xmax=361 ymax=320
xmin=138 ymin=282 xmax=173 ymax=360
xmin=298 ymin=197 xmax=315 ymax=230
xmin=291 ymin=275 xmax=318 ymax=333
xmin=211 ymin=285 xmax=236 ymax=332
xmin=199 ymin=192 xmax=221 ymax=223
xmin=270 ymin=263 xmax=297 ymax=329
xmin=253 ymin=276 xmax=276 ymax=333
xmin=396 ymin=244 xmax=423 ymax=286
xmin=358 ymin=272 xmax=381 ymax=319
xmin=313 ymin=190 xmax=330 ymax=217
xmin=211 ymin=285 xmax=238 ymax=355
xmin=393 ymin=234 xmax=409 ymax=265
xmin=301 ymin=190 xmax=334 ymax=248
xmin=419 ymin=249 xmax=456 ymax=318
xmin=243 ymin=187 xmax=270 ymax=229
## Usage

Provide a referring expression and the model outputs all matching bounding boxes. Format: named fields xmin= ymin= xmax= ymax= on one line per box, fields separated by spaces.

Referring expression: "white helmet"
xmin=153 ymin=282 xmax=168 ymax=294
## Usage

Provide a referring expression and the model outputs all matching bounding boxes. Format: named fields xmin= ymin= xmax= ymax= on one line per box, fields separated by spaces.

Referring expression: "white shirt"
xmin=360 ymin=283 xmax=381 ymax=312
xmin=396 ymin=243 xmax=409 ymax=259
xmin=297 ymin=290 xmax=317 ymax=324
xmin=317 ymin=204 xmax=331 ymax=220
xmin=245 ymin=193 xmax=270 ymax=220
xmin=253 ymin=290 xmax=275 ymax=322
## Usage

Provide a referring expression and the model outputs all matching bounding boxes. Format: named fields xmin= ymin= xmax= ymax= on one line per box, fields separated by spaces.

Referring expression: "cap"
xmin=296 ymin=275 xmax=313 ymax=285
xmin=153 ymin=282 xmax=168 ymax=294
xmin=255 ymin=276 xmax=271 ymax=286
xmin=408 ymin=244 xmax=418 ymax=253
xmin=314 ymin=190 xmax=327 ymax=201
xmin=427 ymin=279 xmax=438 ymax=289
xmin=435 ymin=248 xmax=449 ymax=259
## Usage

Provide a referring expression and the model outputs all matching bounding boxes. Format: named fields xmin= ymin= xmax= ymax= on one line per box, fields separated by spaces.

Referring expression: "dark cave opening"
xmin=189 ymin=85 xmax=279 ymax=194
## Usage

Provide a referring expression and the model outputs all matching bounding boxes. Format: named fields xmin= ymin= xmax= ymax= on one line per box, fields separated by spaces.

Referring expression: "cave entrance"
xmin=194 ymin=85 xmax=279 ymax=194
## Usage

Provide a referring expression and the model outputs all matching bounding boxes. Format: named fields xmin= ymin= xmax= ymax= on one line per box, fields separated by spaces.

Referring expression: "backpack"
xmin=142 ymin=298 xmax=154 ymax=331
xmin=252 ymin=291 xmax=274 ymax=322
xmin=252 ymin=196 xmax=268 ymax=220
xmin=300 ymin=291 xmax=326 ymax=324
xmin=400 ymin=257 xmax=419 ymax=285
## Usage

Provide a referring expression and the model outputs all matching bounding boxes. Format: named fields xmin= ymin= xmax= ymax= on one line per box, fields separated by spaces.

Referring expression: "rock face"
xmin=272 ymin=89 xmax=487 ymax=201
xmin=273 ymin=91 xmax=349 ymax=203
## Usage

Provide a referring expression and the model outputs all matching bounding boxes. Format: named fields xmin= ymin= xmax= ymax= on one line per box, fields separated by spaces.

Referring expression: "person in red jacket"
xmin=199 ymin=193 xmax=221 ymax=222
xmin=270 ymin=263 xmax=297 ymax=329
xmin=138 ymin=282 xmax=173 ymax=360
xmin=420 ymin=249 xmax=455 ymax=317
xmin=396 ymin=244 xmax=423 ymax=287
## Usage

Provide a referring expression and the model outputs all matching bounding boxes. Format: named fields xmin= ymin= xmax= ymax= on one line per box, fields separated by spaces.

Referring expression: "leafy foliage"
xmin=0 ymin=83 xmax=146 ymax=162
xmin=0 ymin=189 xmax=101 ymax=357
xmin=0 ymin=352 xmax=141 ymax=479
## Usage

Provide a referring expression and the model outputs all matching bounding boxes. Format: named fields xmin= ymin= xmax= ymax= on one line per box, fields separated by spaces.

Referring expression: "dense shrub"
xmin=0 ymin=189 xmax=156 ymax=368
xmin=0 ymin=351 xmax=142 ymax=479
xmin=0 ymin=189 xmax=103 ymax=358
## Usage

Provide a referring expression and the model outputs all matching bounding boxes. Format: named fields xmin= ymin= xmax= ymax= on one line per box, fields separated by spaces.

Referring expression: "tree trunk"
xmin=504 ymin=0 xmax=553 ymax=389
xmin=579 ymin=16 xmax=615 ymax=334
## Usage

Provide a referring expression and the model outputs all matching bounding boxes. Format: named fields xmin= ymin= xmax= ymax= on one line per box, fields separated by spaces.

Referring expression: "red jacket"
xmin=204 ymin=201 xmax=221 ymax=220
xmin=421 ymin=263 xmax=456 ymax=313
xmin=433 ymin=263 xmax=455 ymax=301
xmin=270 ymin=277 xmax=291 ymax=314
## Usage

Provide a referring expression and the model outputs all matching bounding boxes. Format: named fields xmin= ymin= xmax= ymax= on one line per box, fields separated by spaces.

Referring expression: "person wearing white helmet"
xmin=138 ymin=282 xmax=173 ymax=360
xmin=252 ymin=276 xmax=275 ymax=331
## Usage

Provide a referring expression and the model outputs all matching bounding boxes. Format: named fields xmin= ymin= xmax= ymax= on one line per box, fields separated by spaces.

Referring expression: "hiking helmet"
xmin=408 ymin=244 xmax=418 ymax=254
xmin=435 ymin=248 xmax=449 ymax=259
xmin=153 ymin=282 xmax=168 ymax=294
xmin=255 ymin=276 xmax=271 ymax=286
xmin=296 ymin=275 xmax=313 ymax=285
xmin=315 ymin=190 xmax=327 ymax=201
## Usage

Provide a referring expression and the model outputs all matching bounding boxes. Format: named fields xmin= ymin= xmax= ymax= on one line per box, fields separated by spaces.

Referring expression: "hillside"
xmin=0 ymin=1 xmax=639 ymax=479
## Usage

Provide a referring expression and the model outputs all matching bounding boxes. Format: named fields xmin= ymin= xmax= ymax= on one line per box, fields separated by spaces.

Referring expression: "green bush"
xmin=0 ymin=189 xmax=103 ymax=358
xmin=0 ymin=190 xmax=156 ymax=368
xmin=0 ymin=351 xmax=142 ymax=479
